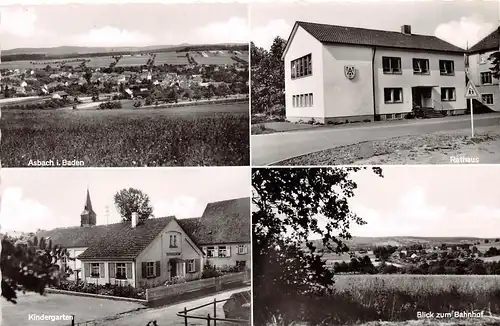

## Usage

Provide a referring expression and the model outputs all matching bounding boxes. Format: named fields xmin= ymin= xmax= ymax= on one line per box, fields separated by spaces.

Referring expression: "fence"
xmin=176 ymin=296 xmax=250 ymax=326
xmin=146 ymin=271 xmax=250 ymax=302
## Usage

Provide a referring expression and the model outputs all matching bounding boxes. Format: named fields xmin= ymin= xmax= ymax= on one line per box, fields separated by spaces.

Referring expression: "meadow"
xmin=1 ymin=102 xmax=249 ymax=167
xmin=272 ymin=274 xmax=500 ymax=325
xmin=154 ymin=52 xmax=190 ymax=65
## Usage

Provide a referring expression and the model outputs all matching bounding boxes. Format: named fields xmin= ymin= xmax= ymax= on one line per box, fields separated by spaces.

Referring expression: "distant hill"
xmin=2 ymin=43 xmax=248 ymax=56
xmin=307 ymin=236 xmax=487 ymax=250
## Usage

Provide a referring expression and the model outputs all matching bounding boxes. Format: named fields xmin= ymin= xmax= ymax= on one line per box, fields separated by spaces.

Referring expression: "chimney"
xmin=131 ymin=212 xmax=138 ymax=228
xmin=401 ymin=25 xmax=411 ymax=35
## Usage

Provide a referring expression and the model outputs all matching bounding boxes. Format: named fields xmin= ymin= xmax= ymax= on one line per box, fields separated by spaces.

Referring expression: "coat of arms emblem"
xmin=344 ymin=65 xmax=356 ymax=79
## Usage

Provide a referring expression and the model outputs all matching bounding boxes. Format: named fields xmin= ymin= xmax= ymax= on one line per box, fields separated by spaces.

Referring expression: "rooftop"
xmin=291 ymin=21 xmax=465 ymax=54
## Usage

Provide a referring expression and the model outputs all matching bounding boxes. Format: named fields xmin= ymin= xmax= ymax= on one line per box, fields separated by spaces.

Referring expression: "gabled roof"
xmin=468 ymin=27 xmax=499 ymax=54
xmin=77 ymin=216 xmax=176 ymax=260
xmin=192 ymin=197 xmax=250 ymax=245
xmin=283 ymin=21 xmax=465 ymax=60
xmin=36 ymin=226 xmax=111 ymax=248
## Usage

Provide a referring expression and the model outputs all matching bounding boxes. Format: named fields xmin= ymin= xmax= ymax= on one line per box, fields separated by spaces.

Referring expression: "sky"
xmin=0 ymin=3 xmax=249 ymax=49
xmin=313 ymin=165 xmax=500 ymax=239
xmin=250 ymin=0 xmax=499 ymax=50
xmin=0 ymin=167 xmax=250 ymax=233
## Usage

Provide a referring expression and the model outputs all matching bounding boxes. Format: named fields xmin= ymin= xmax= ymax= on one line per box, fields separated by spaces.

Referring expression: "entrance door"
xmin=412 ymin=88 xmax=422 ymax=108
xmin=170 ymin=261 xmax=177 ymax=277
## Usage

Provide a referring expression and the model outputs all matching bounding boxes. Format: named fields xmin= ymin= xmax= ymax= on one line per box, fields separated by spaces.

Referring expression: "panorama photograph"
xmin=0 ymin=3 xmax=250 ymax=167
xmin=253 ymin=166 xmax=500 ymax=326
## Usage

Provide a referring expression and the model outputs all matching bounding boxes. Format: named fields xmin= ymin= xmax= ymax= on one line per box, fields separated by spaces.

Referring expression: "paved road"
xmin=251 ymin=113 xmax=500 ymax=165
xmin=100 ymin=286 xmax=251 ymax=326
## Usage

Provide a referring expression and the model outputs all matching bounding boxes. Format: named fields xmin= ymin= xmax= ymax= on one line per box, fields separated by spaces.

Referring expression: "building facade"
xmin=283 ymin=21 xmax=467 ymax=123
xmin=36 ymin=190 xmax=250 ymax=289
xmin=467 ymin=27 xmax=500 ymax=111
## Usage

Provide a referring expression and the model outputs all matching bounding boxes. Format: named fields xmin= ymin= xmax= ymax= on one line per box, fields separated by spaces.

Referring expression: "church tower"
xmin=80 ymin=188 xmax=97 ymax=227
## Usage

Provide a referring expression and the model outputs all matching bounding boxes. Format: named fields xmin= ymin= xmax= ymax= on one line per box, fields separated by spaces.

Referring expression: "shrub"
xmin=202 ymin=261 xmax=222 ymax=279
xmin=98 ymin=101 xmax=122 ymax=110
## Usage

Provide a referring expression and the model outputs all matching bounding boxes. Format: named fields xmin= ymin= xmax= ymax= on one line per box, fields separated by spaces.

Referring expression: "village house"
xmin=36 ymin=190 xmax=250 ymax=289
xmin=282 ymin=21 xmax=467 ymax=123
xmin=467 ymin=27 xmax=500 ymax=111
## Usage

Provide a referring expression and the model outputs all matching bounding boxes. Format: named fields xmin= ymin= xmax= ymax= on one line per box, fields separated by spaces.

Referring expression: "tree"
xmin=485 ymin=239 xmax=490 ymax=244
xmin=251 ymin=37 xmax=286 ymax=116
xmin=113 ymin=188 xmax=154 ymax=223
xmin=1 ymin=236 xmax=71 ymax=303
xmin=252 ymin=167 xmax=383 ymax=325
xmin=489 ymin=49 xmax=500 ymax=79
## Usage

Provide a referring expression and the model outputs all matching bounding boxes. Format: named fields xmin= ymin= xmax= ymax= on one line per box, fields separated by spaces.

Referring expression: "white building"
xmin=467 ymin=27 xmax=500 ymax=111
xmin=282 ymin=21 xmax=467 ymax=123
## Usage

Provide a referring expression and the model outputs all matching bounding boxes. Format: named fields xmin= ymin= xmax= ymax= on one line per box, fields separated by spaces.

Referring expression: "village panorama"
xmin=1 ymin=167 xmax=251 ymax=325
xmin=0 ymin=3 xmax=250 ymax=168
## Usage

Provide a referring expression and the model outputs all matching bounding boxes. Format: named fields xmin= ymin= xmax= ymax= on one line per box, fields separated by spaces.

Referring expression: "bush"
xmin=163 ymin=276 xmax=186 ymax=286
xmin=201 ymin=261 xmax=222 ymax=279
xmin=97 ymin=101 xmax=122 ymax=110
xmin=54 ymin=280 xmax=145 ymax=299
xmin=405 ymin=112 xmax=415 ymax=119
xmin=4 ymin=98 xmax=71 ymax=110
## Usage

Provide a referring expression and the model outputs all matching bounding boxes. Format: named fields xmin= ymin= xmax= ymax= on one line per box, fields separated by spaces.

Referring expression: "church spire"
xmin=81 ymin=187 xmax=96 ymax=227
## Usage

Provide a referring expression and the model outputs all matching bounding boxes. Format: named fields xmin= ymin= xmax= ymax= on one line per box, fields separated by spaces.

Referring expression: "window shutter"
xmin=227 ymin=246 xmax=231 ymax=257
xmin=142 ymin=262 xmax=147 ymax=279
xmin=244 ymin=245 xmax=248 ymax=254
xmin=126 ymin=263 xmax=132 ymax=279
xmin=195 ymin=259 xmax=200 ymax=272
xmin=202 ymin=247 xmax=207 ymax=255
xmin=155 ymin=261 xmax=161 ymax=277
xmin=109 ymin=263 xmax=116 ymax=278
xmin=84 ymin=263 xmax=89 ymax=277
xmin=99 ymin=263 xmax=105 ymax=278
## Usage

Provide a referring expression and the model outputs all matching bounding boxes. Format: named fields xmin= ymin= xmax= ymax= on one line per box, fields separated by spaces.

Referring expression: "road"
xmin=99 ymin=286 xmax=251 ymax=326
xmin=251 ymin=113 xmax=500 ymax=165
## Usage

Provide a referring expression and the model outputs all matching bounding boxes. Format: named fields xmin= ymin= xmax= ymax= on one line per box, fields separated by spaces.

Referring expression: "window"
xmin=169 ymin=234 xmax=178 ymax=248
xmin=395 ymin=113 xmax=403 ymax=119
xmin=238 ymin=245 xmax=247 ymax=254
xmin=439 ymin=60 xmax=455 ymax=75
xmin=61 ymin=256 xmax=67 ymax=273
xmin=385 ymin=114 xmax=393 ymax=120
xmin=292 ymin=93 xmax=314 ymax=107
xmin=206 ymin=246 xmax=215 ymax=258
xmin=146 ymin=262 xmax=155 ymax=278
xmin=116 ymin=263 xmax=127 ymax=279
xmin=441 ymin=87 xmax=456 ymax=101
xmin=481 ymin=72 xmax=493 ymax=84
xmin=218 ymin=246 xmax=230 ymax=258
xmin=90 ymin=263 xmax=100 ymax=277
xmin=187 ymin=259 xmax=195 ymax=272
xmin=413 ymin=59 xmax=429 ymax=74
xmin=482 ymin=94 xmax=494 ymax=105
xmin=382 ymin=57 xmax=402 ymax=74
xmin=384 ymin=88 xmax=403 ymax=103
xmin=291 ymin=54 xmax=312 ymax=79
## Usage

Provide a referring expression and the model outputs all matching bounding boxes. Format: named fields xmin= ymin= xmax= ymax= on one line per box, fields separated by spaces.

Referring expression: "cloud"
xmin=194 ymin=17 xmax=249 ymax=44
xmin=153 ymin=196 xmax=204 ymax=219
xmin=252 ymin=19 xmax=291 ymax=50
xmin=350 ymin=187 xmax=447 ymax=237
xmin=73 ymin=26 xmax=155 ymax=47
xmin=0 ymin=7 xmax=37 ymax=38
xmin=0 ymin=187 xmax=52 ymax=233
xmin=435 ymin=15 xmax=495 ymax=49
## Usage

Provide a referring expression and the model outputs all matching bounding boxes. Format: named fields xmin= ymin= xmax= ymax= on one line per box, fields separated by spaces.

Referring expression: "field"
xmin=154 ymin=52 xmax=190 ymax=65
xmin=0 ymin=50 xmax=248 ymax=69
xmin=271 ymin=274 xmax=500 ymax=325
xmin=1 ymin=102 xmax=249 ymax=167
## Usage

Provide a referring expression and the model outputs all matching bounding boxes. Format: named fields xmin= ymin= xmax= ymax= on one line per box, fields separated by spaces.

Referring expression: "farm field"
xmin=286 ymin=274 xmax=500 ymax=325
xmin=115 ymin=55 xmax=148 ymax=67
xmin=1 ymin=102 xmax=249 ymax=167
xmin=192 ymin=55 xmax=238 ymax=65
xmin=154 ymin=52 xmax=190 ymax=65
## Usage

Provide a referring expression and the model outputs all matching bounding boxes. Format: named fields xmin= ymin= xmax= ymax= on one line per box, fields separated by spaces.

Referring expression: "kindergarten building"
xmin=36 ymin=190 xmax=250 ymax=288
xmin=282 ymin=21 xmax=467 ymax=123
